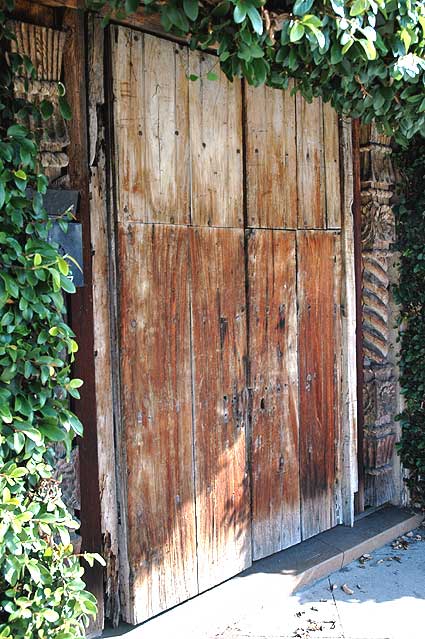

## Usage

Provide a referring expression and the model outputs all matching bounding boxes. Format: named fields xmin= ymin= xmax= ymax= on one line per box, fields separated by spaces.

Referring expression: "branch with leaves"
xmin=92 ymin=0 xmax=425 ymax=143
xmin=0 ymin=7 xmax=103 ymax=639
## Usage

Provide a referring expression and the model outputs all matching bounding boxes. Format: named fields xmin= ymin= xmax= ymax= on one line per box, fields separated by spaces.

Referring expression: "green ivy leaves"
xmin=87 ymin=0 xmax=425 ymax=143
xmin=0 ymin=11 xmax=99 ymax=639
xmin=393 ymin=139 xmax=425 ymax=507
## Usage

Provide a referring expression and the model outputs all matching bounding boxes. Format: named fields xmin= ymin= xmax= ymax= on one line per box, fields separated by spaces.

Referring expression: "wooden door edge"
xmin=339 ymin=117 xmax=359 ymax=527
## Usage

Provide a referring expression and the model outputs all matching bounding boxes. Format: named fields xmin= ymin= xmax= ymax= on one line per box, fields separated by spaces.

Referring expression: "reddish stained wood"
xmin=296 ymin=96 xmax=326 ymax=229
xmin=297 ymin=231 xmax=341 ymax=539
xmin=118 ymin=224 xmax=197 ymax=624
xmin=245 ymin=82 xmax=297 ymax=229
xmin=189 ymin=51 xmax=243 ymax=228
xmin=111 ymin=27 xmax=190 ymax=225
xmin=248 ymin=230 xmax=301 ymax=560
xmin=190 ymin=227 xmax=251 ymax=591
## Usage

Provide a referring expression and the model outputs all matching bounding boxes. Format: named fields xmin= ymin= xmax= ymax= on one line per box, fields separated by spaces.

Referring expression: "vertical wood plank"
xmin=323 ymin=102 xmax=342 ymax=229
xmin=189 ymin=51 xmax=243 ymax=228
xmin=248 ymin=229 xmax=300 ymax=560
xmin=190 ymin=227 xmax=251 ymax=590
xmin=111 ymin=28 xmax=190 ymax=225
xmin=118 ymin=224 xmax=197 ymax=624
xmin=340 ymin=117 xmax=358 ymax=525
xmin=88 ymin=15 xmax=120 ymax=625
xmin=245 ymin=83 xmax=297 ymax=229
xmin=62 ymin=8 xmax=104 ymax=634
xmin=296 ymin=96 xmax=326 ymax=229
xmin=297 ymin=231 xmax=340 ymax=539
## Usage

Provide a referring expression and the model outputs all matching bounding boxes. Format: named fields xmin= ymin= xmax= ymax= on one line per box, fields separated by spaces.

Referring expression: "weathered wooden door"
xmin=110 ymin=26 xmax=345 ymax=625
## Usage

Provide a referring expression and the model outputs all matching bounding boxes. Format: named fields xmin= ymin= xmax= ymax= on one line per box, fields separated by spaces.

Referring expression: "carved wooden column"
xmin=8 ymin=20 xmax=70 ymax=184
xmin=360 ymin=124 xmax=398 ymax=507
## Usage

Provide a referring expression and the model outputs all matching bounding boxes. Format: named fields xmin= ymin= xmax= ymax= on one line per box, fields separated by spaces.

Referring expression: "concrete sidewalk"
xmin=103 ymin=522 xmax=425 ymax=639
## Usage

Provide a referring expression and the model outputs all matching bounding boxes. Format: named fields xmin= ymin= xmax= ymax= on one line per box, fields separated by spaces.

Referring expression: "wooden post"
xmin=63 ymin=8 xmax=104 ymax=635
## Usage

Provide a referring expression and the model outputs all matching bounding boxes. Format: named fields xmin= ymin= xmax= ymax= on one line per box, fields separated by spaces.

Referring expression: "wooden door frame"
xmin=352 ymin=119 xmax=365 ymax=514
xmin=339 ymin=117 xmax=359 ymax=527
xmin=85 ymin=18 xmax=361 ymax=625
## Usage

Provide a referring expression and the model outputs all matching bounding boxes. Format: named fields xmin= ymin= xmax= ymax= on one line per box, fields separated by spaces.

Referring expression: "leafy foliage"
xmin=0 ymin=10 xmax=102 ymax=638
xmin=394 ymin=137 xmax=425 ymax=507
xmin=91 ymin=0 xmax=425 ymax=143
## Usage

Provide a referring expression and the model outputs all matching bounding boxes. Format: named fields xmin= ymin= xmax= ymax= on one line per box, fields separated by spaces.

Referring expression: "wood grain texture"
xmin=296 ymin=96 xmax=326 ymax=229
xmin=62 ymin=8 xmax=104 ymax=634
xmin=189 ymin=51 xmax=243 ymax=228
xmin=245 ymin=83 xmax=297 ymax=229
xmin=190 ymin=227 xmax=251 ymax=590
xmin=111 ymin=27 xmax=190 ymax=225
xmin=88 ymin=14 xmax=120 ymax=625
xmin=323 ymin=102 xmax=342 ymax=229
xmin=248 ymin=229 xmax=301 ymax=560
xmin=340 ymin=117 xmax=358 ymax=525
xmin=118 ymin=224 xmax=197 ymax=624
xmin=297 ymin=231 xmax=341 ymax=540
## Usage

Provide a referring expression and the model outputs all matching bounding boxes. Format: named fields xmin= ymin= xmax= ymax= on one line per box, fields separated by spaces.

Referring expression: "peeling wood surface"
xmin=189 ymin=52 xmax=243 ymax=228
xmin=111 ymin=28 xmax=190 ymax=225
xmin=88 ymin=14 xmax=120 ymax=624
xmin=340 ymin=118 xmax=358 ymax=525
xmin=118 ymin=224 xmax=198 ymax=624
xmin=297 ymin=231 xmax=341 ymax=539
xmin=245 ymin=83 xmax=297 ymax=229
xmin=190 ymin=227 xmax=251 ymax=590
xmin=248 ymin=230 xmax=300 ymax=560
xmin=296 ymin=96 xmax=326 ymax=229
xmin=62 ymin=7 xmax=104 ymax=634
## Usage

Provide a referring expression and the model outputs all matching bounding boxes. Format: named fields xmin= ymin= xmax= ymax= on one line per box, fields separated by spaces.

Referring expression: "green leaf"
xmin=350 ymin=0 xmax=366 ymax=16
xmin=359 ymin=38 xmax=377 ymax=60
xmin=39 ymin=99 xmax=54 ymax=120
xmin=7 ymin=124 xmax=28 ymax=139
xmin=125 ymin=0 xmax=139 ymax=12
xmin=42 ymin=609 xmax=59 ymax=623
xmin=183 ymin=0 xmax=198 ymax=21
xmin=247 ymin=6 xmax=263 ymax=35
xmin=206 ymin=71 xmax=218 ymax=81
xmin=293 ymin=0 xmax=314 ymax=16
xmin=233 ymin=3 xmax=247 ymax=24
xmin=290 ymin=23 xmax=305 ymax=43
xmin=57 ymin=256 xmax=69 ymax=276
xmin=58 ymin=96 xmax=72 ymax=121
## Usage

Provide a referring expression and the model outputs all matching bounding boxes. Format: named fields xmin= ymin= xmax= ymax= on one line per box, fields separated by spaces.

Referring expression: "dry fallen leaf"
xmin=342 ymin=584 xmax=354 ymax=595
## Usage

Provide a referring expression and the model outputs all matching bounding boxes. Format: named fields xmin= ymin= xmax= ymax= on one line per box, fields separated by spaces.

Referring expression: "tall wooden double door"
xmin=110 ymin=26 xmax=345 ymax=624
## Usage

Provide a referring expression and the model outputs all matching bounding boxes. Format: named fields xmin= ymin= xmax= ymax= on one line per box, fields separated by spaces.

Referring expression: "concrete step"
xmin=242 ymin=505 xmax=423 ymax=595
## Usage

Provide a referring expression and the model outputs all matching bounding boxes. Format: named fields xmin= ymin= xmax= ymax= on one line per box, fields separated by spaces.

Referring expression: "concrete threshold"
xmin=100 ymin=505 xmax=423 ymax=637
xmin=243 ymin=505 xmax=423 ymax=595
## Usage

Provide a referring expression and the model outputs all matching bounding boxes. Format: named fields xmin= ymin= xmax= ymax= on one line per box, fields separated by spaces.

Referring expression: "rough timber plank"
xmin=296 ymin=96 xmax=326 ymax=229
xmin=323 ymin=102 xmax=342 ymax=229
xmin=111 ymin=27 xmax=190 ymax=225
xmin=88 ymin=14 xmax=120 ymax=625
xmin=189 ymin=51 xmax=243 ymax=228
xmin=190 ymin=227 xmax=251 ymax=591
xmin=248 ymin=229 xmax=301 ymax=560
xmin=297 ymin=231 xmax=341 ymax=540
xmin=118 ymin=224 xmax=197 ymax=624
xmin=62 ymin=8 xmax=104 ymax=635
xmin=245 ymin=83 xmax=297 ymax=229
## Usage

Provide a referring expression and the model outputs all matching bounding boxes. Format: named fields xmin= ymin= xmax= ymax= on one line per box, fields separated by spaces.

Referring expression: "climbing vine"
xmin=0 ymin=6 xmax=102 ymax=639
xmin=394 ymin=137 xmax=425 ymax=507
xmin=91 ymin=0 xmax=425 ymax=143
